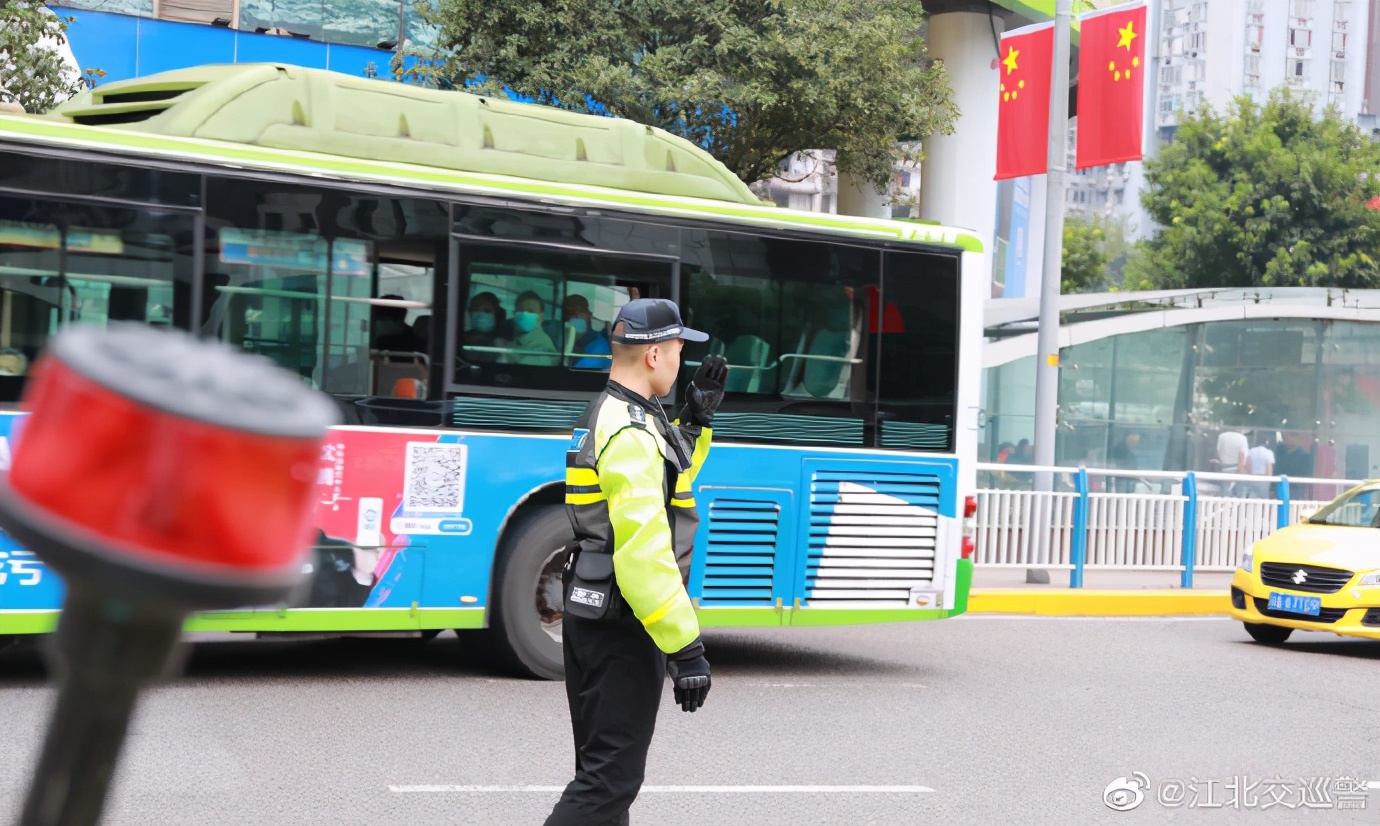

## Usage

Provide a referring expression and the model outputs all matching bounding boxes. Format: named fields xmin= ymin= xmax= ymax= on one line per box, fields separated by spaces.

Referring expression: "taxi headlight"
xmin=1358 ymin=571 xmax=1380 ymax=587
xmin=1239 ymin=551 xmax=1253 ymax=573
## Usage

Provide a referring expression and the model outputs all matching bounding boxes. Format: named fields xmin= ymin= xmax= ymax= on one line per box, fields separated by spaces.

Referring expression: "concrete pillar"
xmin=919 ymin=6 xmax=1006 ymax=255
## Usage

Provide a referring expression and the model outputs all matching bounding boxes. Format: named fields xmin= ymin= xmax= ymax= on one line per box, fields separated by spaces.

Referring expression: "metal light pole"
xmin=1029 ymin=0 xmax=1073 ymax=583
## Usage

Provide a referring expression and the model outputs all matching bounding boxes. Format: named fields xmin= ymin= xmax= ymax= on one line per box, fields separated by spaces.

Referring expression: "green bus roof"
xmin=0 ymin=64 xmax=982 ymax=252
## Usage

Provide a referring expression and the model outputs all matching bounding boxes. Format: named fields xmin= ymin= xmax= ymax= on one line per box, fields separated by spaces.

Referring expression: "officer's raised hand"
xmin=666 ymin=638 xmax=711 ymax=712
xmin=684 ymin=354 xmax=728 ymax=427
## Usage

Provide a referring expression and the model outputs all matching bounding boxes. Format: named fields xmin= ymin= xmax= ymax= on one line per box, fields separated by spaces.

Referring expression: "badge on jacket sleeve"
xmin=628 ymin=404 xmax=646 ymax=426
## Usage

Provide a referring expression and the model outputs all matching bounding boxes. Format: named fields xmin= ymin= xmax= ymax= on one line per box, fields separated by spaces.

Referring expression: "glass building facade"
xmin=982 ymin=292 xmax=1380 ymax=486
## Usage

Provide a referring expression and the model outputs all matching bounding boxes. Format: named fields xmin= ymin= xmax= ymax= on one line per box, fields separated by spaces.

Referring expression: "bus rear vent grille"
xmin=805 ymin=469 xmax=940 ymax=605
xmin=700 ymin=497 xmax=779 ymax=606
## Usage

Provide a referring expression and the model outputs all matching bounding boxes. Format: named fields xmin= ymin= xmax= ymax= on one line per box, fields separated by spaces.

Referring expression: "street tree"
xmin=424 ymin=0 xmax=958 ymax=187
xmin=0 ymin=2 xmax=93 ymax=114
xmin=1061 ymin=214 xmax=1110 ymax=293
xmin=1139 ymin=88 xmax=1380 ymax=289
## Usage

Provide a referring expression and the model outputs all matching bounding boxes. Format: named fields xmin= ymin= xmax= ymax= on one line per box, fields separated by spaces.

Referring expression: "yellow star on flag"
xmin=1003 ymin=46 xmax=1019 ymax=74
xmin=1117 ymin=19 xmax=1138 ymax=50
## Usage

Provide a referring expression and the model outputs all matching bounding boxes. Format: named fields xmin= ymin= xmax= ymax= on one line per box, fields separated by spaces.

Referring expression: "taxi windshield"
xmin=1308 ymin=486 xmax=1380 ymax=527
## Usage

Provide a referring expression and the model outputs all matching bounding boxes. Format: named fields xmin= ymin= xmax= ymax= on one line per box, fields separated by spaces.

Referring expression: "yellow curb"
xmin=969 ymin=589 xmax=1230 ymax=616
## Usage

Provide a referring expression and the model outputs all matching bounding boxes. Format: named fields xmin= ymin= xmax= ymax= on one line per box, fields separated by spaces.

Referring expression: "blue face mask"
xmin=567 ymin=317 xmax=588 ymax=335
xmin=514 ymin=311 xmax=541 ymax=334
xmin=468 ymin=310 xmax=495 ymax=333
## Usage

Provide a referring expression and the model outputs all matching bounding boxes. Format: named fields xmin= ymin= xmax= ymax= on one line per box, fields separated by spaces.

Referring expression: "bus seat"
xmin=412 ymin=314 xmax=432 ymax=348
xmin=723 ymin=334 xmax=771 ymax=393
xmin=371 ymin=350 xmax=429 ymax=397
xmin=391 ymin=377 xmax=426 ymax=399
xmin=800 ymin=324 xmax=858 ymax=399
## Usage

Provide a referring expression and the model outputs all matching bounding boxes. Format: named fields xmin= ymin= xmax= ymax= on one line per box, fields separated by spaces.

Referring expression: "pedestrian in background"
xmin=1244 ymin=435 xmax=1276 ymax=499
xmin=1110 ymin=431 xmax=1141 ymax=494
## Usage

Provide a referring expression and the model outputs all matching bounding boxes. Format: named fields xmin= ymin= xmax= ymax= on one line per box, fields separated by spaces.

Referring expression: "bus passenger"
xmin=463 ymin=291 xmax=506 ymax=361
xmin=372 ymin=294 xmax=419 ymax=352
xmin=499 ymin=290 xmax=560 ymax=366
xmin=562 ymin=294 xmax=611 ymax=369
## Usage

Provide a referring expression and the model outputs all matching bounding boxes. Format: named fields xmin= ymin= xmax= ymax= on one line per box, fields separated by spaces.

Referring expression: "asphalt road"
xmin=2 ymin=616 xmax=1379 ymax=825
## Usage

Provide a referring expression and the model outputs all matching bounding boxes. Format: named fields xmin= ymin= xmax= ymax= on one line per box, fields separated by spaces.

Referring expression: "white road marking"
xmin=739 ymin=682 xmax=928 ymax=689
xmin=389 ymin=785 xmax=935 ymax=794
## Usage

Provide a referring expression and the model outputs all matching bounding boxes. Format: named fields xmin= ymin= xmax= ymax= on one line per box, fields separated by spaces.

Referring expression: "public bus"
xmin=0 ymin=63 xmax=983 ymax=679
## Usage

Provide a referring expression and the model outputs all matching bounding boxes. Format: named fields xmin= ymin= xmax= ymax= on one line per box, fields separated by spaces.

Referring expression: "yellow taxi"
xmin=1230 ymin=481 xmax=1380 ymax=644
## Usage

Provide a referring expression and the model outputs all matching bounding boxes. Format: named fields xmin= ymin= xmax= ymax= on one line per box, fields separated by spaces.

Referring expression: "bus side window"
xmin=875 ymin=251 xmax=960 ymax=451
xmin=205 ymin=179 xmax=444 ymax=397
xmin=452 ymin=240 xmax=670 ymax=391
xmin=0 ymin=193 xmax=195 ymax=402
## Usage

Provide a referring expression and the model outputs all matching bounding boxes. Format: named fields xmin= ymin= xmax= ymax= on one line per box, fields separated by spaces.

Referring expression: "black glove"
xmin=666 ymin=638 xmax=711 ymax=713
xmin=683 ymin=355 xmax=728 ymax=428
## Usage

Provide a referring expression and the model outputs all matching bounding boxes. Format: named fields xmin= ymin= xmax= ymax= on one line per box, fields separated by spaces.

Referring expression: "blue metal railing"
xmin=1180 ymin=473 xmax=1197 ymax=589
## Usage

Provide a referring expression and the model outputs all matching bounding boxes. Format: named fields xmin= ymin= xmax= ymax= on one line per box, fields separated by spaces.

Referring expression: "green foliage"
xmin=423 ymin=0 xmax=958 ymax=186
xmin=1061 ymin=214 xmax=1110 ymax=293
xmin=1140 ymin=88 xmax=1380 ymax=289
xmin=0 ymin=3 xmax=100 ymax=114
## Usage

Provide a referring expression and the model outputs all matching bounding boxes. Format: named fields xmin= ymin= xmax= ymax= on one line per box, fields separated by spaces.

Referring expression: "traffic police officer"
xmin=546 ymin=298 xmax=728 ymax=826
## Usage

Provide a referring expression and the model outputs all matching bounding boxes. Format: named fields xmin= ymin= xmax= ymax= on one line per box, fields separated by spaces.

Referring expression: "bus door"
xmin=201 ymin=178 xmax=449 ymax=421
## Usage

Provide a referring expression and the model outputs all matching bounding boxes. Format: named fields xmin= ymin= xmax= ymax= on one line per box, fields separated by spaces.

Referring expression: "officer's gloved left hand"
xmin=684 ymin=355 xmax=728 ymax=428
xmin=666 ymin=638 xmax=711 ymax=712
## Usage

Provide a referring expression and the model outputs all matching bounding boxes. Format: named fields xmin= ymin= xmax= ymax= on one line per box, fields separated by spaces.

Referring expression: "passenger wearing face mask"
xmin=499 ymin=290 xmax=560 ymax=366
xmin=463 ymin=292 xmax=506 ymax=362
xmin=562 ymin=294 xmax=611 ymax=370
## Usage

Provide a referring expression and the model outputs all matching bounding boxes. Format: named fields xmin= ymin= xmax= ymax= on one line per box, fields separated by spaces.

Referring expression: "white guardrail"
xmin=974 ymin=463 xmax=1362 ymax=587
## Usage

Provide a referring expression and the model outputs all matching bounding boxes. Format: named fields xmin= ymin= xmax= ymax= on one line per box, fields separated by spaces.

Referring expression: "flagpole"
xmin=1029 ymin=0 xmax=1072 ymax=583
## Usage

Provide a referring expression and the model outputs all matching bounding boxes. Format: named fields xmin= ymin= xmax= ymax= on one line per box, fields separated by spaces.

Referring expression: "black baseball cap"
xmin=610 ymin=298 xmax=708 ymax=344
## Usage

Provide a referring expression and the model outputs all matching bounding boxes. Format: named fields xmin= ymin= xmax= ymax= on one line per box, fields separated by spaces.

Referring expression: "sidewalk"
xmin=968 ymin=567 xmax=1233 ymax=616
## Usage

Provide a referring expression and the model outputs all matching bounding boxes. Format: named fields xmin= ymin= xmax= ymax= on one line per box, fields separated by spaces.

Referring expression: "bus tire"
xmin=469 ymin=505 xmax=572 ymax=680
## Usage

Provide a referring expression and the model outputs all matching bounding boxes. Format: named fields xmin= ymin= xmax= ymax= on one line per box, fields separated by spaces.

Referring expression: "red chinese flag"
xmin=995 ymin=22 xmax=1054 ymax=181
xmin=1075 ymin=2 xmax=1148 ymax=169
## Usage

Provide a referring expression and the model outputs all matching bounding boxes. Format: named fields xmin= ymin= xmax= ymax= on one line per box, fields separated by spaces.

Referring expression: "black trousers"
xmin=544 ymin=570 xmax=666 ymax=826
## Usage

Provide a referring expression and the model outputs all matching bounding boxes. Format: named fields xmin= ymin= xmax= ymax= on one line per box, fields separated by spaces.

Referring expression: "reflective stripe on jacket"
xmin=565 ymin=382 xmax=712 ymax=653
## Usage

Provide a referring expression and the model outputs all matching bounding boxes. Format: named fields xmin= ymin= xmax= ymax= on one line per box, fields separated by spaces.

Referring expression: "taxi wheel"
xmin=1244 ymin=622 xmax=1292 ymax=645
xmin=463 ymin=505 xmax=571 ymax=681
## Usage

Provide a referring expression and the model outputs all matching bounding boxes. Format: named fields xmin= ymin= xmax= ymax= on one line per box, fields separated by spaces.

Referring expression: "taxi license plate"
xmin=1268 ymin=592 xmax=1321 ymax=617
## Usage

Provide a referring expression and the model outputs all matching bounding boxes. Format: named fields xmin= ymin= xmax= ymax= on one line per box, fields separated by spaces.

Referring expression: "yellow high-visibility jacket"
xmin=565 ymin=381 xmax=712 ymax=654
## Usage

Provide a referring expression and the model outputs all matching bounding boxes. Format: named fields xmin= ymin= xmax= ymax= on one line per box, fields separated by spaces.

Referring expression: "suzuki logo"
xmin=1292 ymin=569 xmax=1309 ymax=585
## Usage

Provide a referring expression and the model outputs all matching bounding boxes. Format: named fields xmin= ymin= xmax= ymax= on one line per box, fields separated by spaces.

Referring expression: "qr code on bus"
xmin=403 ymin=442 xmax=467 ymax=513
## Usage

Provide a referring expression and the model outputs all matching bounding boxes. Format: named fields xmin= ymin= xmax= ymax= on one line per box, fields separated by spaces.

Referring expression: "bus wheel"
xmin=0 ymin=636 xmax=18 ymax=656
xmin=469 ymin=505 xmax=572 ymax=680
